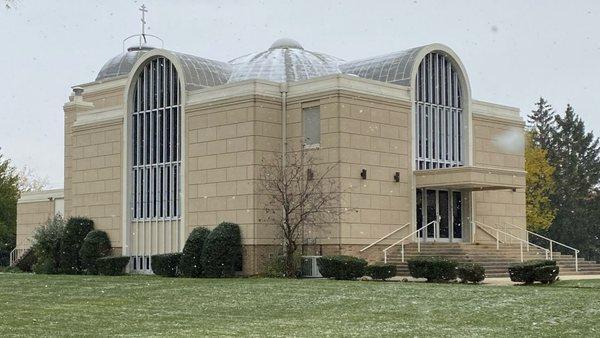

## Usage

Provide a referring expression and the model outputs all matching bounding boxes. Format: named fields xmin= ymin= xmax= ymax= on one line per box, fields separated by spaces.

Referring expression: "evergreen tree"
xmin=547 ymin=104 xmax=600 ymax=259
xmin=528 ymin=97 xmax=555 ymax=150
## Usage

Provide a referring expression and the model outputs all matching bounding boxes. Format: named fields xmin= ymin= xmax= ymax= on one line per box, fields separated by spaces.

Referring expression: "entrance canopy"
xmin=414 ymin=166 xmax=525 ymax=191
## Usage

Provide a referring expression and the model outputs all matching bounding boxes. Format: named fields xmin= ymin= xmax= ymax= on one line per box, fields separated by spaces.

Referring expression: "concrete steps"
xmin=385 ymin=243 xmax=600 ymax=278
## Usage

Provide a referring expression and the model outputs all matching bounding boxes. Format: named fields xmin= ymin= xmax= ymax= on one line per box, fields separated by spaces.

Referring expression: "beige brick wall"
xmin=473 ymin=189 xmax=526 ymax=242
xmin=186 ymin=96 xmax=281 ymax=255
xmin=70 ymin=123 xmax=123 ymax=249
xmin=473 ymin=115 xmax=525 ymax=170
xmin=472 ymin=115 xmax=526 ymax=241
xmin=15 ymin=200 xmax=55 ymax=249
xmin=284 ymin=92 xmax=412 ymax=247
xmin=336 ymin=95 xmax=412 ymax=245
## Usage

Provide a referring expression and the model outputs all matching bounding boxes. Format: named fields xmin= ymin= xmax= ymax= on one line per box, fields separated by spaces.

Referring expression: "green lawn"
xmin=1 ymin=274 xmax=599 ymax=337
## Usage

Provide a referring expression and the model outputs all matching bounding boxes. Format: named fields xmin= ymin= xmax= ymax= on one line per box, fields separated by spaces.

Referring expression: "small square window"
xmin=303 ymin=106 xmax=320 ymax=148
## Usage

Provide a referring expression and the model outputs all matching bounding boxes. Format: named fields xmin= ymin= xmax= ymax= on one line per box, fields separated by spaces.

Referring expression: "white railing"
xmin=9 ymin=248 xmax=27 ymax=267
xmin=383 ymin=221 xmax=437 ymax=263
xmin=473 ymin=221 xmax=551 ymax=263
xmin=359 ymin=223 xmax=410 ymax=252
xmin=504 ymin=222 xmax=580 ymax=271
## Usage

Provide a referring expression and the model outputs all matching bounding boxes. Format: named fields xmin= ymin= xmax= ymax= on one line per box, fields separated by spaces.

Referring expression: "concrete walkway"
xmin=387 ymin=274 xmax=600 ymax=286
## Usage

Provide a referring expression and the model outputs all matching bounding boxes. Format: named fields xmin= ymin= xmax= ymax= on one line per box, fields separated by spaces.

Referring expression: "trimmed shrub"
xmin=201 ymin=222 xmax=242 ymax=278
xmin=152 ymin=253 xmax=182 ymax=277
xmin=457 ymin=263 xmax=486 ymax=284
xmin=179 ymin=227 xmax=210 ymax=278
xmin=33 ymin=258 xmax=58 ymax=274
xmin=407 ymin=257 xmax=458 ymax=282
xmin=79 ymin=230 xmax=112 ymax=274
xmin=15 ymin=249 xmax=36 ymax=272
xmin=534 ymin=265 xmax=560 ymax=284
xmin=508 ymin=260 xmax=557 ymax=285
xmin=31 ymin=215 xmax=66 ymax=274
xmin=317 ymin=255 xmax=368 ymax=280
xmin=59 ymin=217 xmax=94 ymax=274
xmin=365 ymin=263 xmax=397 ymax=281
xmin=96 ymin=256 xmax=130 ymax=276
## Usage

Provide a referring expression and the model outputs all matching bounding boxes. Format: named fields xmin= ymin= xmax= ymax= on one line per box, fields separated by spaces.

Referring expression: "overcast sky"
xmin=1 ymin=0 xmax=599 ymax=188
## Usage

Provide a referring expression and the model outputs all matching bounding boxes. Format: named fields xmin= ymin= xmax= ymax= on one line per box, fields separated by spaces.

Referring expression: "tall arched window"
xmin=130 ymin=57 xmax=181 ymax=271
xmin=415 ymin=52 xmax=464 ymax=170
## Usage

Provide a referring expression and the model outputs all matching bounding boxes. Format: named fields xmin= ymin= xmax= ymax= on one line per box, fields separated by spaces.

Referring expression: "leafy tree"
xmin=547 ymin=104 xmax=600 ymax=259
xmin=528 ymin=97 xmax=555 ymax=151
xmin=525 ymin=131 xmax=556 ymax=232
xmin=0 ymin=152 xmax=19 ymax=266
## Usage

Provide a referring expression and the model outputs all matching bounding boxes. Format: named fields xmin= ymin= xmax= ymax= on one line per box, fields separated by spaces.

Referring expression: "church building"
xmin=14 ymin=30 xmax=530 ymax=274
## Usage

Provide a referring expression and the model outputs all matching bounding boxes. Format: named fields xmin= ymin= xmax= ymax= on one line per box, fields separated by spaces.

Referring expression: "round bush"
xmin=457 ymin=263 xmax=486 ymax=284
xmin=79 ymin=230 xmax=112 ymax=274
xmin=96 ymin=256 xmax=130 ymax=276
xmin=59 ymin=217 xmax=94 ymax=274
xmin=509 ymin=260 xmax=557 ymax=284
xmin=179 ymin=227 xmax=210 ymax=278
xmin=33 ymin=258 xmax=58 ymax=274
xmin=316 ymin=255 xmax=367 ymax=280
xmin=152 ymin=253 xmax=182 ymax=277
xmin=407 ymin=257 xmax=457 ymax=282
xmin=201 ymin=222 xmax=242 ymax=278
xmin=365 ymin=263 xmax=397 ymax=281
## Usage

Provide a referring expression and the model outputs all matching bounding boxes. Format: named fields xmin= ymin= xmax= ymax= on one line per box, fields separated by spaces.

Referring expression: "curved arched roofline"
xmin=408 ymin=43 xmax=471 ymax=102
xmin=124 ymin=49 xmax=187 ymax=95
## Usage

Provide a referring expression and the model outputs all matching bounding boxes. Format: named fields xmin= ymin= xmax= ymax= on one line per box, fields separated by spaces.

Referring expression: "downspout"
xmin=280 ymin=83 xmax=288 ymax=250
xmin=280 ymin=83 xmax=288 ymax=169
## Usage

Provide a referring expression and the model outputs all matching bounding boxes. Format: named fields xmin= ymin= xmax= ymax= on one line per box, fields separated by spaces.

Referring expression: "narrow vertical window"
xmin=131 ymin=57 xmax=181 ymax=221
xmin=303 ymin=106 xmax=321 ymax=148
xmin=415 ymin=52 xmax=464 ymax=170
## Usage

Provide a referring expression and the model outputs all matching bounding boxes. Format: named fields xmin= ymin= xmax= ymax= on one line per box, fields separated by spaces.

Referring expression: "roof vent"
xmin=269 ymin=38 xmax=303 ymax=50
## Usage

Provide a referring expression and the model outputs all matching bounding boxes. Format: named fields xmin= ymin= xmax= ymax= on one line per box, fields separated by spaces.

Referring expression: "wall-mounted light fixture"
xmin=360 ymin=169 xmax=367 ymax=180
xmin=307 ymin=168 xmax=314 ymax=181
xmin=394 ymin=172 xmax=400 ymax=182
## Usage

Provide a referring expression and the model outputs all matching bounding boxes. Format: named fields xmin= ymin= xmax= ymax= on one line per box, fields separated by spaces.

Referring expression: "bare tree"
xmin=17 ymin=166 xmax=49 ymax=192
xmin=259 ymin=148 xmax=344 ymax=277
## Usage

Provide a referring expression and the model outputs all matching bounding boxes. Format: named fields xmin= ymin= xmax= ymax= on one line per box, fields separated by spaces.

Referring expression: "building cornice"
xmin=186 ymin=79 xmax=281 ymax=107
xmin=73 ymin=106 xmax=124 ymax=130
xmin=287 ymin=74 xmax=411 ymax=102
xmin=18 ymin=189 xmax=64 ymax=204
xmin=471 ymin=99 xmax=524 ymax=125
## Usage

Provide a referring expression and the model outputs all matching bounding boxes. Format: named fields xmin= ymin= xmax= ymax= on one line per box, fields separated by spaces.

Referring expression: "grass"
xmin=1 ymin=274 xmax=600 ymax=337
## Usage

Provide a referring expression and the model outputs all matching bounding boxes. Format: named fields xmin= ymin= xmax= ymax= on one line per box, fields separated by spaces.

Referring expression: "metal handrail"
xmin=474 ymin=221 xmax=550 ymax=263
xmin=9 ymin=248 xmax=26 ymax=267
xmin=504 ymin=222 xmax=579 ymax=271
xmin=359 ymin=222 xmax=410 ymax=252
xmin=383 ymin=221 xmax=437 ymax=263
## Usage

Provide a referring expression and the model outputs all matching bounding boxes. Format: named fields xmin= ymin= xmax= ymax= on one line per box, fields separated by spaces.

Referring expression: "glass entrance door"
xmin=417 ymin=189 xmax=463 ymax=242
